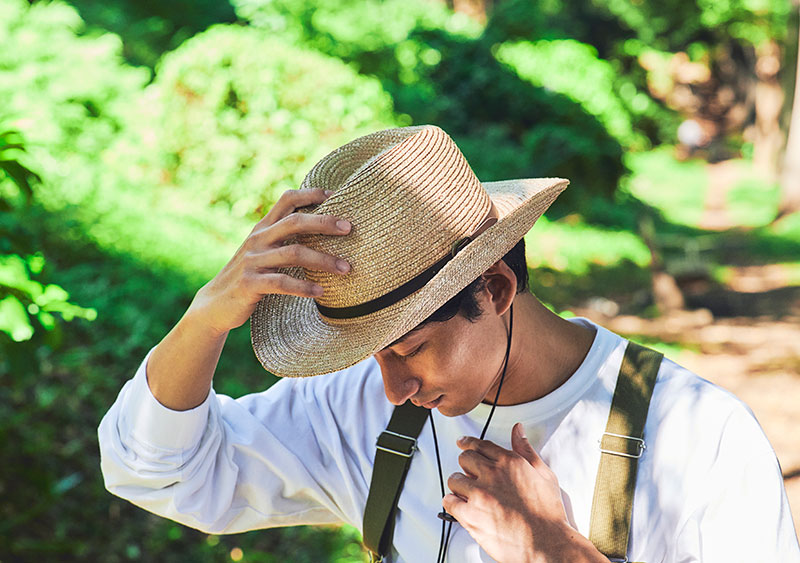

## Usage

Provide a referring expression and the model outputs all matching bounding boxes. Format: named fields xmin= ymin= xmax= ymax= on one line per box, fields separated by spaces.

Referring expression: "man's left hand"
xmin=442 ymin=423 xmax=605 ymax=563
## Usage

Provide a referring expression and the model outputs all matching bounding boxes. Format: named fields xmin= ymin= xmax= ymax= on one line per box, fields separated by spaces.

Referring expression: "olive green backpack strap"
xmin=589 ymin=341 xmax=663 ymax=563
xmin=363 ymin=400 xmax=429 ymax=562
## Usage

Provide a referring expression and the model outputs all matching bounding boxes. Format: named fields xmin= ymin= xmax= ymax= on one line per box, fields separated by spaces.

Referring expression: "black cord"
xmin=480 ymin=304 xmax=514 ymax=441
xmin=429 ymin=411 xmax=447 ymax=563
xmin=430 ymin=411 xmax=446 ymax=498
xmin=432 ymin=304 xmax=514 ymax=562
xmin=440 ymin=521 xmax=453 ymax=563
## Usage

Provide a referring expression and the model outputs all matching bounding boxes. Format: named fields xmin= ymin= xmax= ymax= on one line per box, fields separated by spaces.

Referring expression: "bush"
xmin=0 ymin=0 xmax=150 ymax=211
xmin=0 ymin=129 xmax=95 ymax=345
xmin=124 ymin=24 xmax=401 ymax=218
xmin=493 ymin=39 xmax=650 ymax=150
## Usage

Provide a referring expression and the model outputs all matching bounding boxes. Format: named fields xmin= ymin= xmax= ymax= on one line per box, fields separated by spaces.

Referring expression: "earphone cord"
xmin=431 ymin=304 xmax=514 ymax=563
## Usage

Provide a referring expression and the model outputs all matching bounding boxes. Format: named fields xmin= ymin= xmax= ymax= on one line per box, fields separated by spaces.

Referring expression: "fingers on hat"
xmin=253 ymin=272 xmax=323 ymax=298
xmin=261 ymin=188 xmax=332 ymax=225
xmin=246 ymin=244 xmax=349 ymax=275
xmin=266 ymin=212 xmax=351 ymax=244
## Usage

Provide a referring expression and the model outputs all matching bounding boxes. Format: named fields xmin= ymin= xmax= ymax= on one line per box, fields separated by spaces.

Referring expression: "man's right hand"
xmin=146 ymin=188 xmax=350 ymax=410
xmin=188 ymin=187 xmax=351 ymax=336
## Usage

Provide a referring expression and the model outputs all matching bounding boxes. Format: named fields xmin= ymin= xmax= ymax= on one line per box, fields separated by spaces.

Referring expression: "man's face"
xmin=374 ymin=307 xmax=509 ymax=417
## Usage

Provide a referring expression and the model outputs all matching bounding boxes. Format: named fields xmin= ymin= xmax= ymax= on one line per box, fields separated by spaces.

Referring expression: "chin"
xmin=436 ymin=401 xmax=475 ymax=418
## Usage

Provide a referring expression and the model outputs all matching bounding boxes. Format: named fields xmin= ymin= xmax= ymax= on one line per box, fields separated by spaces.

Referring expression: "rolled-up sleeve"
xmin=98 ymin=348 xmax=362 ymax=534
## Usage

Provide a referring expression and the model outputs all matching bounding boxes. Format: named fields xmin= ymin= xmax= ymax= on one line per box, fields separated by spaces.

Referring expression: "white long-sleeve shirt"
xmin=98 ymin=318 xmax=800 ymax=562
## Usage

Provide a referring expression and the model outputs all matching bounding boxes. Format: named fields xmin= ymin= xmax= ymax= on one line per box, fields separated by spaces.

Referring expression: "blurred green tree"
xmin=231 ymin=0 xmax=629 ymax=213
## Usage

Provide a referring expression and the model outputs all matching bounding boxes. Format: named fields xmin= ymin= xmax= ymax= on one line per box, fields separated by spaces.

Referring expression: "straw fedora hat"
xmin=250 ymin=125 xmax=568 ymax=377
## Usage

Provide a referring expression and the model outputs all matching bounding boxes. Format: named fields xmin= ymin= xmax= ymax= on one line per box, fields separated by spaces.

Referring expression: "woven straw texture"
xmin=251 ymin=125 xmax=568 ymax=376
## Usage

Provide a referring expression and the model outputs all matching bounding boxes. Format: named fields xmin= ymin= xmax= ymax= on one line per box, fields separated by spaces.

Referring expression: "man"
xmin=99 ymin=125 xmax=800 ymax=562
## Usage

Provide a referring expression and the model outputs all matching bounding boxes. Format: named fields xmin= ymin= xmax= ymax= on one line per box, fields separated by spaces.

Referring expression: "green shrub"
xmin=0 ymin=0 xmax=150 ymax=211
xmin=125 ymin=24 xmax=401 ymax=218
xmin=493 ymin=39 xmax=651 ymax=150
xmin=0 ymin=129 xmax=95 ymax=344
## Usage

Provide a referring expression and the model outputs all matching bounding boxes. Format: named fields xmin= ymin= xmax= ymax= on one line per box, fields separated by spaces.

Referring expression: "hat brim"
xmin=250 ymin=177 xmax=568 ymax=377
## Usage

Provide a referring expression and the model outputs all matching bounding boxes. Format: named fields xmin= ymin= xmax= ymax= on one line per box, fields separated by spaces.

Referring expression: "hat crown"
xmin=296 ymin=125 xmax=491 ymax=313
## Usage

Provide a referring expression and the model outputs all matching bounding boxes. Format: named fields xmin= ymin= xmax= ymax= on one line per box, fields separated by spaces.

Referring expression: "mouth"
xmin=418 ymin=395 xmax=443 ymax=409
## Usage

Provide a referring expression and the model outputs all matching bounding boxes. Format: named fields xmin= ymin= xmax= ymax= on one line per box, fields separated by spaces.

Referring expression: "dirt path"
xmin=610 ymin=160 xmax=800 ymax=536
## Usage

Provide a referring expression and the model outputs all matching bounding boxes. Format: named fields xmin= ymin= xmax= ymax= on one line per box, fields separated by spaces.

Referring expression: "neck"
xmin=485 ymin=293 xmax=596 ymax=406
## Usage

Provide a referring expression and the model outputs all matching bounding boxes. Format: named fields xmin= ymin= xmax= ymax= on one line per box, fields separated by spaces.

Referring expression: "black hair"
xmin=418 ymin=237 xmax=528 ymax=327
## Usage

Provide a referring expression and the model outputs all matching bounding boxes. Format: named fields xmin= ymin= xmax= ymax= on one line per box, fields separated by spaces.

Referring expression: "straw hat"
xmin=250 ymin=125 xmax=568 ymax=377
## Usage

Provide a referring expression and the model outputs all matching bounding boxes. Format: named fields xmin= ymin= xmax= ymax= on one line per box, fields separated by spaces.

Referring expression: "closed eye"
xmin=398 ymin=343 xmax=424 ymax=359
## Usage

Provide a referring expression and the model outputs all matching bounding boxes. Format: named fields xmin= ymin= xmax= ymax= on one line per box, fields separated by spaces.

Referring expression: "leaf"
xmin=0 ymin=254 xmax=43 ymax=297
xmin=0 ymin=143 xmax=26 ymax=153
xmin=0 ymin=160 xmax=40 ymax=203
xmin=0 ymin=295 xmax=34 ymax=342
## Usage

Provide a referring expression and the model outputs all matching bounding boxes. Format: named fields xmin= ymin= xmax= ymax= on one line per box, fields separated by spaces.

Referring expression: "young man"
xmin=99 ymin=125 xmax=800 ymax=562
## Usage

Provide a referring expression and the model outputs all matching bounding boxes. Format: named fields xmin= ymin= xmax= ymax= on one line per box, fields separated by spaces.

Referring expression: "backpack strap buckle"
xmin=376 ymin=430 xmax=418 ymax=458
xmin=599 ymin=432 xmax=646 ymax=459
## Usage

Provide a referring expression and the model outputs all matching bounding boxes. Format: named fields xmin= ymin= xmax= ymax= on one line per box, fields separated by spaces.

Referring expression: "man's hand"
xmin=442 ymin=423 xmax=606 ymax=563
xmin=147 ymin=188 xmax=351 ymax=410
xmin=189 ymin=187 xmax=351 ymax=336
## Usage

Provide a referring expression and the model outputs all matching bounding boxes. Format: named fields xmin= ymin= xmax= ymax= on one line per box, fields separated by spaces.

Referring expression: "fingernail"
xmin=336 ymin=220 xmax=351 ymax=232
xmin=457 ymin=436 xmax=467 ymax=444
xmin=336 ymin=260 xmax=350 ymax=273
xmin=324 ymin=190 xmax=334 ymax=196
xmin=312 ymin=285 xmax=323 ymax=296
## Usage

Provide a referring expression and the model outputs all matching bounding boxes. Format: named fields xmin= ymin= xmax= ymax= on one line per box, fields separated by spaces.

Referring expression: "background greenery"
xmin=2 ymin=0 xmax=799 ymax=560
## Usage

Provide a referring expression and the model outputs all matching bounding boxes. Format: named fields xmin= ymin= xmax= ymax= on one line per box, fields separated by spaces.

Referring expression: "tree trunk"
xmin=779 ymin=5 xmax=800 ymax=217
xmin=639 ymin=216 xmax=685 ymax=314
xmin=754 ymin=40 xmax=784 ymax=180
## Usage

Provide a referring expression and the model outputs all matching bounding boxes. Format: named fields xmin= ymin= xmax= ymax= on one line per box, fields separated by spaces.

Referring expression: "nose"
xmin=375 ymin=354 xmax=421 ymax=405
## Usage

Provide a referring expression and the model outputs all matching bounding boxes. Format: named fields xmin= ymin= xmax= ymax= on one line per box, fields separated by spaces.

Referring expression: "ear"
xmin=481 ymin=260 xmax=517 ymax=317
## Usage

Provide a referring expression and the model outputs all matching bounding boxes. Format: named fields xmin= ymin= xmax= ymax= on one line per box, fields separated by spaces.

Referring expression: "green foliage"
xmin=493 ymin=39 xmax=651 ymax=149
xmin=624 ymin=147 xmax=709 ymax=227
xmin=587 ymin=0 xmax=791 ymax=49
xmin=0 ymin=130 xmax=40 ymax=206
xmin=233 ymin=0 xmax=627 ymax=208
xmin=232 ymin=0 xmax=482 ymax=50
xmin=0 ymin=128 xmax=95 ymax=343
xmin=65 ymin=0 xmax=237 ymax=68
xmin=0 ymin=253 xmax=96 ymax=341
xmin=0 ymin=127 xmax=101 ymax=560
xmin=525 ymin=215 xmax=651 ymax=275
xmin=0 ymin=0 xmax=150 ymax=211
xmin=127 ymin=24 xmax=400 ymax=217
xmin=726 ymin=176 xmax=781 ymax=227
